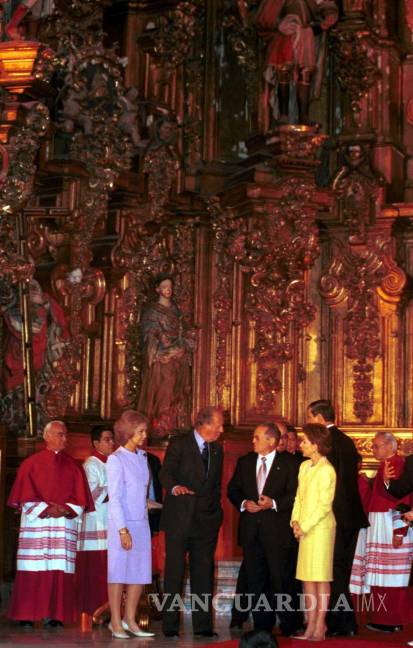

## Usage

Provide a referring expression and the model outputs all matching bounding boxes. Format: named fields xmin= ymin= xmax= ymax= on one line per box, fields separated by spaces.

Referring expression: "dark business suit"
xmin=147 ymin=451 xmax=163 ymax=535
xmin=388 ymin=454 xmax=413 ymax=585
xmin=227 ymin=451 xmax=299 ymax=633
xmin=159 ymin=432 xmax=223 ymax=634
xmin=388 ymin=454 xmax=413 ymax=499
xmin=289 ymin=450 xmax=305 ymax=465
xmin=326 ymin=424 xmax=369 ymax=635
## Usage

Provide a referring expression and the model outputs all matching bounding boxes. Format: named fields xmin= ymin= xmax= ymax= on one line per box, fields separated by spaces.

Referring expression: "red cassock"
xmin=8 ymin=449 xmax=94 ymax=623
xmin=368 ymin=456 xmax=413 ymax=626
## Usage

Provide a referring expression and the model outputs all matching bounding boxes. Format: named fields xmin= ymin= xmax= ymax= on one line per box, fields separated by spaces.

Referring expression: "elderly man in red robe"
xmin=350 ymin=432 xmax=413 ymax=633
xmin=8 ymin=420 xmax=94 ymax=627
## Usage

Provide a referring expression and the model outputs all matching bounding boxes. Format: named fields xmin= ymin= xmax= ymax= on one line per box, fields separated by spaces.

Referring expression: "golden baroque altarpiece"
xmin=0 ymin=0 xmax=412 ymax=468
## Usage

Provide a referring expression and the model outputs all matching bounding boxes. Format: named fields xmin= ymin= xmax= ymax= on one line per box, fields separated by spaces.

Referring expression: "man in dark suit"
xmin=159 ymin=406 xmax=224 ymax=638
xmin=227 ymin=423 xmax=300 ymax=636
xmin=146 ymin=451 xmax=163 ymax=535
xmin=307 ymin=400 xmax=369 ymax=637
xmin=286 ymin=425 xmax=305 ymax=465
xmin=384 ymin=454 xmax=413 ymax=499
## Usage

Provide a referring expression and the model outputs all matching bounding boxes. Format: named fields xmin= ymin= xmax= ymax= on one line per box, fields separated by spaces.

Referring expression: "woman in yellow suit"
xmin=291 ymin=423 xmax=336 ymax=641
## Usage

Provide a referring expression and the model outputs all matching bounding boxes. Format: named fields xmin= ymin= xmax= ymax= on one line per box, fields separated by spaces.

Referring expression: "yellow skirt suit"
xmin=291 ymin=456 xmax=336 ymax=582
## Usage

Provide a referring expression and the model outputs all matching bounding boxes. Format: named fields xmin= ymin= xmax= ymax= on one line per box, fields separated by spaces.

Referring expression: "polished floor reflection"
xmin=0 ymin=615 xmax=245 ymax=647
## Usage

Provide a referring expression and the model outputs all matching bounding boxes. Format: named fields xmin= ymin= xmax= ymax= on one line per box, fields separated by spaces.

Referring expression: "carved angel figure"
xmin=59 ymin=87 xmax=92 ymax=134
xmin=118 ymin=87 xmax=141 ymax=148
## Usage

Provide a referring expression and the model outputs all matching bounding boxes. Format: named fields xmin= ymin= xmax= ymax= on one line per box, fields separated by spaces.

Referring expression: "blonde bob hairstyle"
xmin=114 ymin=410 xmax=149 ymax=446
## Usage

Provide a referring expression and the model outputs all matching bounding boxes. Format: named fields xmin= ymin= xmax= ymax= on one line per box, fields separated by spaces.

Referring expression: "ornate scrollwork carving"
xmin=37 ymin=1 xmax=134 ymax=273
xmin=268 ymin=124 xmax=327 ymax=168
xmin=222 ymin=6 xmax=259 ymax=111
xmin=211 ymin=179 xmax=320 ymax=412
xmin=330 ymin=30 xmax=379 ymax=126
xmin=0 ymin=100 xmax=49 ymax=282
xmin=332 ymin=142 xmax=384 ymax=244
xmin=44 ymin=265 xmax=106 ymax=418
xmin=320 ymin=238 xmax=406 ymax=423
xmin=143 ymin=118 xmax=180 ymax=221
xmin=153 ymin=0 xmax=204 ymax=72
xmin=209 ymin=197 xmax=235 ymax=408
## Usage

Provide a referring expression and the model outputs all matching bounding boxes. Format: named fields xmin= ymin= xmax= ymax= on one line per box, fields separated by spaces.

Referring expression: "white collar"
xmin=258 ymin=449 xmax=276 ymax=462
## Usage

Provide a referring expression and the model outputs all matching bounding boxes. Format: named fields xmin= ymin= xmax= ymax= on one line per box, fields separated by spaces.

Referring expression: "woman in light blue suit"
xmin=107 ymin=410 xmax=155 ymax=639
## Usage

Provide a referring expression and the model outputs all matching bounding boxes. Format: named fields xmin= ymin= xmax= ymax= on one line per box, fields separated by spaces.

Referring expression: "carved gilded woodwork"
xmin=209 ymin=196 xmax=234 ymax=410
xmin=0 ymin=0 xmax=411 ymax=452
xmin=153 ymin=0 xmax=204 ymax=72
xmin=136 ymin=0 xmax=206 ymax=168
xmin=330 ymin=29 xmax=379 ymax=128
xmin=0 ymin=100 xmax=48 ymax=283
xmin=320 ymin=235 xmax=406 ymax=424
xmin=222 ymin=6 xmax=259 ymax=114
xmin=210 ymin=176 xmax=320 ymax=416
xmin=142 ymin=121 xmax=180 ymax=221
xmin=44 ymin=265 xmax=106 ymax=418
xmin=332 ymin=142 xmax=384 ymax=244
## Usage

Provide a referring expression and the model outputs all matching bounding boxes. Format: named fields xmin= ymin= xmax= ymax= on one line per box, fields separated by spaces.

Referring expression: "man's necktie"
xmin=201 ymin=441 xmax=209 ymax=475
xmin=257 ymin=456 xmax=267 ymax=495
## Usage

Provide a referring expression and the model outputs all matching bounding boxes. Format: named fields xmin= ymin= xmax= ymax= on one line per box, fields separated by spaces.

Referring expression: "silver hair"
xmin=43 ymin=420 xmax=66 ymax=438
xmin=375 ymin=431 xmax=398 ymax=452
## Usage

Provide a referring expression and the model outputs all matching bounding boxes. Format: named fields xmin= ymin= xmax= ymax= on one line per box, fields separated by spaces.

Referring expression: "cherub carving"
xmin=118 ymin=87 xmax=142 ymax=148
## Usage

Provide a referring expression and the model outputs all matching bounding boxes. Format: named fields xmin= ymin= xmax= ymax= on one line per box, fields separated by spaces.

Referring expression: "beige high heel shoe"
xmin=121 ymin=620 xmax=155 ymax=637
xmin=108 ymin=622 xmax=130 ymax=639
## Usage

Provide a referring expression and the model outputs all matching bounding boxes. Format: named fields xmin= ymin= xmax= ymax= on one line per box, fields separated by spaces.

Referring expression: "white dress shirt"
xmin=241 ymin=450 xmax=277 ymax=511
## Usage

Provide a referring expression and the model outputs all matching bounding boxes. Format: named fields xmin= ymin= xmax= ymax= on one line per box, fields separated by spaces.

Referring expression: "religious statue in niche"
xmin=1 ymin=0 xmax=54 ymax=40
xmin=0 ymin=278 xmax=69 ymax=434
xmin=137 ymin=274 xmax=195 ymax=440
xmin=243 ymin=0 xmax=338 ymax=125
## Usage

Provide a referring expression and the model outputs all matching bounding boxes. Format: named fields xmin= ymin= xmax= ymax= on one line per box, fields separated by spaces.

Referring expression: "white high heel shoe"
xmin=108 ymin=622 xmax=130 ymax=639
xmin=121 ymin=620 xmax=155 ymax=637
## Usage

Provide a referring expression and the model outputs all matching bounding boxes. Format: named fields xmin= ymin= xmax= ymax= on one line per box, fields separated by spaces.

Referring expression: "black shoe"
xmin=366 ymin=623 xmax=402 ymax=633
xmin=194 ymin=630 xmax=218 ymax=637
xmin=163 ymin=630 xmax=179 ymax=638
xmin=19 ymin=621 xmax=34 ymax=628
xmin=281 ymin=628 xmax=301 ymax=637
xmin=44 ymin=619 xmax=63 ymax=628
xmin=327 ymin=629 xmax=356 ymax=637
